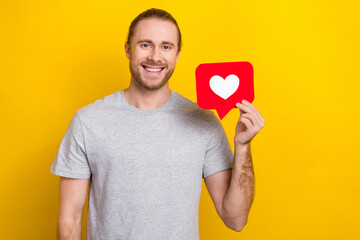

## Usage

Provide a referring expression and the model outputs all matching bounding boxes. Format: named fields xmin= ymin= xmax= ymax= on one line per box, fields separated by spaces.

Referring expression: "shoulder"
xmin=172 ymin=91 xmax=221 ymax=128
xmin=75 ymin=91 xmax=122 ymax=121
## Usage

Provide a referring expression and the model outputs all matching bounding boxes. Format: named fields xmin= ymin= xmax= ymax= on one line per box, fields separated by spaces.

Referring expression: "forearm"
xmin=222 ymin=143 xmax=254 ymax=231
xmin=58 ymin=218 xmax=82 ymax=240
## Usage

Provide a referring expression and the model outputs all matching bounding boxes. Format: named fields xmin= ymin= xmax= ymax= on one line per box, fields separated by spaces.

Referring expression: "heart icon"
xmin=209 ymin=74 xmax=240 ymax=100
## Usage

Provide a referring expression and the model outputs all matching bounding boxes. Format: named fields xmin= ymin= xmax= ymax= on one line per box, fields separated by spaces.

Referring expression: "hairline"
xmin=127 ymin=13 xmax=182 ymax=53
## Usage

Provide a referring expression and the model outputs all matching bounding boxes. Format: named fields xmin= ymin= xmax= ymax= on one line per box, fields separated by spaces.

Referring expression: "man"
xmin=50 ymin=8 xmax=264 ymax=240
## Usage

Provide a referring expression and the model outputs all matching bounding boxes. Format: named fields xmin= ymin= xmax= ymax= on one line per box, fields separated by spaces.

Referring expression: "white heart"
xmin=209 ymin=74 xmax=240 ymax=100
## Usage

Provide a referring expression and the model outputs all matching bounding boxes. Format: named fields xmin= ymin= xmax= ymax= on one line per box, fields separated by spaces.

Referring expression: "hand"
xmin=234 ymin=100 xmax=265 ymax=146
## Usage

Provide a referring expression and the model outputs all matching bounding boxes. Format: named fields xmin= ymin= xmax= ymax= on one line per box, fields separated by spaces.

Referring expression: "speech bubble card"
xmin=195 ymin=62 xmax=254 ymax=119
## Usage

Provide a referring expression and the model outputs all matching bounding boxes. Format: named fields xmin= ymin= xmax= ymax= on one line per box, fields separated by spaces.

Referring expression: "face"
xmin=125 ymin=18 xmax=180 ymax=91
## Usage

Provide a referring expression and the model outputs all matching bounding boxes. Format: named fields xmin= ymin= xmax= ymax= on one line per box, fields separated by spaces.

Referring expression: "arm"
xmin=204 ymin=145 xmax=253 ymax=232
xmin=57 ymin=177 xmax=89 ymax=240
xmin=204 ymin=100 xmax=264 ymax=232
xmin=223 ymin=143 xmax=254 ymax=231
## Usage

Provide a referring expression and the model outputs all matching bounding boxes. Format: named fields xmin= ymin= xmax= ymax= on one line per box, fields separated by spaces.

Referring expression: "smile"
xmin=142 ymin=65 xmax=165 ymax=73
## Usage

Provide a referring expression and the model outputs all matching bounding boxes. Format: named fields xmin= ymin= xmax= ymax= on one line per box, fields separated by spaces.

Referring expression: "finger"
xmin=241 ymin=100 xmax=265 ymax=126
xmin=236 ymin=102 xmax=264 ymax=128
xmin=241 ymin=100 xmax=261 ymax=119
xmin=241 ymin=113 xmax=260 ymax=129
xmin=239 ymin=117 xmax=256 ymax=131
xmin=236 ymin=102 xmax=258 ymax=122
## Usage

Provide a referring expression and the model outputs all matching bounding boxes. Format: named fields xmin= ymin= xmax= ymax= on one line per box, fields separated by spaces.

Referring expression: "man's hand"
xmin=234 ymin=100 xmax=265 ymax=146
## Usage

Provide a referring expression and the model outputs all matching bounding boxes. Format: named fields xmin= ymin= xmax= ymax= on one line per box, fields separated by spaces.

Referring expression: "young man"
xmin=51 ymin=8 xmax=264 ymax=240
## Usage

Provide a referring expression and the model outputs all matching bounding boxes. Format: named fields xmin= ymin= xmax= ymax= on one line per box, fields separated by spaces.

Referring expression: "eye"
xmin=141 ymin=43 xmax=150 ymax=48
xmin=162 ymin=45 xmax=171 ymax=50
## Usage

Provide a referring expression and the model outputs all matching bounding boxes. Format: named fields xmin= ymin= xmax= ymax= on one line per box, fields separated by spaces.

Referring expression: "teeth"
xmin=145 ymin=67 xmax=163 ymax=72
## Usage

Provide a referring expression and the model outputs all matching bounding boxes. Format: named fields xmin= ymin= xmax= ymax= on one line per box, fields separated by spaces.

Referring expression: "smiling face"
xmin=125 ymin=18 xmax=180 ymax=91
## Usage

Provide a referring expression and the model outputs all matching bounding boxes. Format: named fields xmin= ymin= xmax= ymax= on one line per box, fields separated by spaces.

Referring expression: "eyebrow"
xmin=137 ymin=39 xmax=175 ymax=46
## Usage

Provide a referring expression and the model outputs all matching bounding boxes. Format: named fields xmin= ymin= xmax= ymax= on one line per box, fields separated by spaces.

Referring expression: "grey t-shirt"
xmin=50 ymin=90 xmax=233 ymax=240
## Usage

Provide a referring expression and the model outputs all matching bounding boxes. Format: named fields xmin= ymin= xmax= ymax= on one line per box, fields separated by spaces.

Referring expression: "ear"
xmin=175 ymin=50 xmax=180 ymax=63
xmin=125 ymin=43 xmax=131 ymax=60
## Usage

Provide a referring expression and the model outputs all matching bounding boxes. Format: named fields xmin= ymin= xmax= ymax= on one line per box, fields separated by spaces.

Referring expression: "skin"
xmin=123 ymin=18 xmax=180 ymax=110
xmin=57 ymin=17 xmax=265 ymax=239
xmin=57 ymin=177 xmax=88 ymax=240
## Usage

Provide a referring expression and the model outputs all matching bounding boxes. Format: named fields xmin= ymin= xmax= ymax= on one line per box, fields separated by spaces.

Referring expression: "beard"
xmin=129 ymin=60 xmax=175 ymax=91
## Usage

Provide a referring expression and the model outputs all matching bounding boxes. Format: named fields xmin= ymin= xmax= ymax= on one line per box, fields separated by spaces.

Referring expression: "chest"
xmin=84 ymin=115 xmax=208 ymax=180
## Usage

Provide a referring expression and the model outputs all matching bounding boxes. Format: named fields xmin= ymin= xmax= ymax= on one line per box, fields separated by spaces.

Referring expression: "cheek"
xmin=167 ymin=57 xmax=178 ymax=66
xmin=131 ymin=49 xmax=148 ymax=61
xmin=164 ymin=52 xmax=178 ymax=62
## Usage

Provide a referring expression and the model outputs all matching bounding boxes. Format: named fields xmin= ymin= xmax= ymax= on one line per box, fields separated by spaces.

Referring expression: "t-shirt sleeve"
xmin=50 ymin=112 xmax=91 ymax=179
xmin=202 ymin=114 xmax=234 ymax=178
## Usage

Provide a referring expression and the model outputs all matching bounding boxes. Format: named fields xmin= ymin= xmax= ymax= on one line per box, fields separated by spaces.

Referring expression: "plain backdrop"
xmin=1 ymin=0 xmax=359 ymax=239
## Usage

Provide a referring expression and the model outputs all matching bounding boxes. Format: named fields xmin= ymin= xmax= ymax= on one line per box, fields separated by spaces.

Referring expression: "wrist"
xmin=234 ymin=142 xmax=250 ymax=152
xmin=233 ymin=143 xmax=253 ymax=171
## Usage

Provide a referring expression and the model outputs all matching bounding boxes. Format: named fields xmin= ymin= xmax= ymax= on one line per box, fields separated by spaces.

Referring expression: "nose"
xmin=147 ymin=47 xmax=162 ymax=62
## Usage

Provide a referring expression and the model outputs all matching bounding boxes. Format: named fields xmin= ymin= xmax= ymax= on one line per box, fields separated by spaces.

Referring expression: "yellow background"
xmin=1 ymin=0 xmax=359 ymax=239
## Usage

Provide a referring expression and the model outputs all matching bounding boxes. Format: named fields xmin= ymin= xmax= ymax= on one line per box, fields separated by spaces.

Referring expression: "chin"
xmin=136 ymin=77 xmax=168 ymax=91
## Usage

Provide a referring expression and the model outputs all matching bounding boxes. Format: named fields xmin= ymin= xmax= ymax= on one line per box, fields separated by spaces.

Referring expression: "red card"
xmin=195 ymin=62 xmax=254 ymax=119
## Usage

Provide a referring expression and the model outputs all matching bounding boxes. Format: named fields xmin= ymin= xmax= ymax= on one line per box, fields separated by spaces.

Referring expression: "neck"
xmin=124 ymin=79 xmax=171 ymax=110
